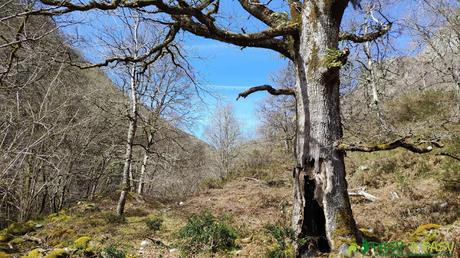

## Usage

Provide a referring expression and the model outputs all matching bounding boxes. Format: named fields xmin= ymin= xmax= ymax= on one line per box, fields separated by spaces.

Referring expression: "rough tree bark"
xmin=291 ymin=1 xmax=359 ymax=255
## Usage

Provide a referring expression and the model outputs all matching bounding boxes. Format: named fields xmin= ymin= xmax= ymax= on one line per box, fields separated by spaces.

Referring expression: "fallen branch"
xmin=348 ymin=188 xmax=378 ymax=202
xmin=436 ymin=152 xmax=460 ymax=162
xmin=146 ymin=237 xmax=169 ymax=248
xmin=23 ymin=234 xmax=43 ymax=244
xmin=236 ymin=85 xmax=295 ymax=100
xmin=336 ymin=137 xmax=443 ymax=154
xmin=242 ymin=177 xmax=263 ymax=184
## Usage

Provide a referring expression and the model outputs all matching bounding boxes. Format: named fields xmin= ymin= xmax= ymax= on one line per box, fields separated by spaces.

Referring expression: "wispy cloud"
xmin=205 ymin=84 xmax=249 ymax=90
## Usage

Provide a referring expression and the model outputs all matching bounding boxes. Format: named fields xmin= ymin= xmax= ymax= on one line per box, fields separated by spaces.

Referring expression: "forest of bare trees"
xmin=0 ymin=2 xmax=212 ymax=227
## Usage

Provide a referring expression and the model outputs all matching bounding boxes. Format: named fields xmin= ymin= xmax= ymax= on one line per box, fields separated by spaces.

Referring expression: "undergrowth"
xmin=177 ymin=211 xmax=238 ymax=255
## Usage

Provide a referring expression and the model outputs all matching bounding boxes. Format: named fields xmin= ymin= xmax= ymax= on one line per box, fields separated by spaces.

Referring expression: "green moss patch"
xmin=43 ymin=248 xmax=69 ymax=258
xmin=73 ymin=236 xmax=91 ymax=249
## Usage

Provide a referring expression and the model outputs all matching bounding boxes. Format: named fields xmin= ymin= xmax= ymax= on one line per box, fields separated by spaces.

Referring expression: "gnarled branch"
xmin=236 ymin=85 xmax=295 ymax=100
xmin=436 ymin=152 xmax=460 ymax=162
xmin=336 ymin=137 xmax=443 ymax=154
xmin=174 ymin=15 xmax=295 ymax=58
xmin=64 ymin=23 xmax=180 ymax=70
xmin=34 ymin=0 xmax=296 ymax=59
xmin=339 ymin=23 xmax=392 ymax=43
xmin=238 ymin=0 xmax=278 ymax=28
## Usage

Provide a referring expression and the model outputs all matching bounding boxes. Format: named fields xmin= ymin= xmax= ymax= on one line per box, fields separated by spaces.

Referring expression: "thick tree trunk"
xmin=292 ymin=1 xmax=359 ymax=256
xmin=116 ymin=65 xmax=138 ymax=216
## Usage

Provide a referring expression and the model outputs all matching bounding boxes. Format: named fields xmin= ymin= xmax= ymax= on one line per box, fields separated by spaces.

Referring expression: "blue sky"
xmin=184 ymin=35 xmax=287 ymax=139
xmin=183 ymin=0 xmax=417 ymax=139
xmin=57 ymin=0 xmax=424 ymax=140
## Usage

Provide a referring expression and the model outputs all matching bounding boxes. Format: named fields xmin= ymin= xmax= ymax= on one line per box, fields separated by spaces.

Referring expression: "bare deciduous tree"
xmin=136 ymin=60 xmax=195 ymax=196
xmin=205 ymin=104 xmax=241 ymax=179
xmin=258 ymin=64 xmax=296 ymax=154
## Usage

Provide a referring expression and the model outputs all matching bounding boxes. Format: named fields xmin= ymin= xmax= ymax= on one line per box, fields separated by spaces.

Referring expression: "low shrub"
xmin=439 ymin=158 xmax=460 ymax=191
xmin=200 ymin=178 xmax=224 ymax=189
xmin=177 ymin=211 xmax=238 ymax=255
xmin=264 ymin=223 xmax=295 ymax=258
xmin=100 ymin=246 xmax=125 ymax=258
xmin=145 ymin=216 xmax=163 ymax=231
xmin=124 ymin=208 xmax=149 ymax=217
xmin=101 ymin=212 xmax=126 ymax=224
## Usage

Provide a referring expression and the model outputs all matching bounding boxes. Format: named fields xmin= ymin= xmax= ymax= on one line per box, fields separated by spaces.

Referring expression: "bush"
xmin=125 ymin=208 xmax=149 ymax=217
xmin=200 ymin=177 xmax=224 ymax=189
xmin=439 ymin=159 xmax=460 ymax=191
xmin=264 ymin=223 xmax=295 ymax=258
xmin=177 ymin=211 xmax=238 ymax=255
xmin=145 ymin=216 xmax=163 ymax=231
xmin=101 ymin=212 xmax=126 ymax=224
xmin=101 ymin=246 xmax=125 ymax=258
xmin=377 ymin=157 xmax=397 ymax=174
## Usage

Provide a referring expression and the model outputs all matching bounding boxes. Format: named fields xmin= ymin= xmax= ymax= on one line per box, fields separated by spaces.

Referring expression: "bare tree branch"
xmin=336 ymin=137 xmax=443 ymax=154
xmin=64 ymin=23 xmax=180 ymax=70
xmin=238 ymin=0 xmax=278 ymax=27
xmin=33 ymin=0 xmax=296 ymax=59
xmin=340 ymin=23 xmax=392 ymax=43
xmin=236 ymin=85 xmax=295 ymax=100
xmin=436 ymin=152 xmax=460 ymax=162
xmin=174 ymin=15 xmax=295 ymax=58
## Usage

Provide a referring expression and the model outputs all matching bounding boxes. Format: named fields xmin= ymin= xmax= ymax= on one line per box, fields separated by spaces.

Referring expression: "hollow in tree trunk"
xmin=292 ymin=1 xmax=360 ymax=256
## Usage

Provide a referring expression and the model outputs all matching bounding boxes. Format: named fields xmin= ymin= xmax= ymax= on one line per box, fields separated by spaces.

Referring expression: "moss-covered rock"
xmin=411 ymin=223 xmax=443 ymax=242
xmin=47 ymin=212 xmax=70 ymax=223
xmin=73 ymin=236 xmax=91 ymax=249
xmin=0 ymin=251 xmax=12 ymax=258
xmin=414 ymin=223 xmax=441 ymax=234
xmin=43 ymin=248 xmax=69 ymax=258
xmin=6 ymin=222 xmax=33 ymax=236
xmin=0 ymin=221 xmax=36 ymax=242
xmin=22 ymin=248 xmax=43 ymax=258
xmin=0 ymin=234 xmax=8 ymax=243
xmin=9 ymin=237 xmax=25 ymax=245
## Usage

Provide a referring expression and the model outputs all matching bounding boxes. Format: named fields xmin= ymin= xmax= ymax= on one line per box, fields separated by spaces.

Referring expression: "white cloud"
xmin=205 ymin=84 xmax=249 ymax=90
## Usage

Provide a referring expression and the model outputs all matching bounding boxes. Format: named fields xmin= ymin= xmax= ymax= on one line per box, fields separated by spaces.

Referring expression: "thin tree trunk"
xmin=116 ymin=65 xmax=138 ymax=216
xmin=39 ymin=169 xmax=48 ymax=214
xmin=58 ymin=183 xmax=66 ymax=210
xmin=89 ymin=176 xmax=99 ymax=201
xmin=292 ymin=2 xmax=359 ymax=256
xmin=363 ymin=13 xmax=392 ymax=132
xmin=137 ymin=152 xmax=148 ymax=195
xmin=138 ymin=132 xmax=153 ymax=195
xmin=129 ymin=162 xmax=135 ymax=192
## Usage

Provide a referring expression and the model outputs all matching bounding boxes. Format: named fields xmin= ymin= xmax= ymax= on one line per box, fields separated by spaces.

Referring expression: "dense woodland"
xmin=0 ymin=0 xmax=459 ymax=257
